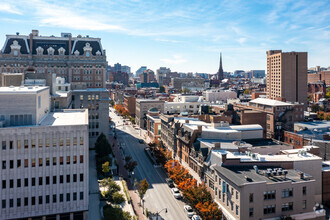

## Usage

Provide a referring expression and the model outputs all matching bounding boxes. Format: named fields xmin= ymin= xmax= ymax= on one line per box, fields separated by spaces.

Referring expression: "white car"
xmin=171 ymin=188 xmax=181 ymax=199
xmin=192 ymin=215 xmax=202 ymax=220
xmin=184 ymin=205 xmax=195 ymax=218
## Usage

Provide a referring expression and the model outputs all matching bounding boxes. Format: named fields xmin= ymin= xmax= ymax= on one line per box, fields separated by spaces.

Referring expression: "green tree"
xmin=95 ymin=133 xmax=112 ymax=156
xmin=311 ymin=104 xmax=320 ymax=113
xmin=102 ymin=161 xmax=110 ymax=174
xmin=100 ymin=178 xmax=121 ymax=200
xmin=243 ymin=89 xmax=251 ymax=94
xmin=159 ymin=86 xmax=165 ymax=93
xmin=111 ymin=192 xmax=125 ymax=204
xmin=124 ymin=156 xmax=138 ymax=173
xmin=104 ymin=205 xmax=132 ymax=220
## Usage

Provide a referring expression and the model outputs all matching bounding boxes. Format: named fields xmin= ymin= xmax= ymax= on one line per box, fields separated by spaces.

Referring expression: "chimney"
xmin=214 ymin=142 xmax=221 ymax=150
xmin=221 ymin=153 xmax=227 ymax=163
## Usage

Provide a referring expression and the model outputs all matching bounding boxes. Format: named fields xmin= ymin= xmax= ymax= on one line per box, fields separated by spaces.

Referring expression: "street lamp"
xmin=155 ymin=208 xmax=168 ymax=220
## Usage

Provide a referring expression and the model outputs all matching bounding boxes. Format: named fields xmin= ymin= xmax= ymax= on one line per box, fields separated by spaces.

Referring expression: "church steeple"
xmin=217 ymin=52 xmax=224 ymax=80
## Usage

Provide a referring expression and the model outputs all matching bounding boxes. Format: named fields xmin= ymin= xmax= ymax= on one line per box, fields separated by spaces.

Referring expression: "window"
xmin=66 ymin=156 xmax=70 ymax=164
xmin=60 ymin=156 xmax=63 ymax=165
xmin=264 ymin=190 xmax=276 ymax=200
xmin=80 ymin=173 xmax=84 ymax=182
xmin=73 ymin=156 xmax=77 ymax=164
xmin=73 ymin=192 xmax=77 ymax=201
xmin=80 ymin=192 xmax=84 ymax=200
xmin=249 ymin=207 xmax=253 ymax=217
xmin=60 ymin=175 xmax=63 ymax=184
xmin=53 ymin=138 xmax=57 ymax=147
xmin=46 ymin=195 xmax=50 ymax=204
xmin=39 ymin=196 xmax=42 ymax=205
xmin=24 ymin=140 xmax=28 ymax=148
xmin=31 ymin=197 xmax=35 ymax=205
xmin=46 ymin=157 xmax=50 ymax=166
xmin=73 ymin=137 xmax=77 ymax=145
xmin=2 ymin=199 xmax=6 ymax=209
xmin=24 ymin=159 xmax=28 ymax=168
xmin=264 ymin=205 xmax=276 ymax=214
xmin=46 ymin=138 xmax=50 ymax=147
xmin=31 ymin=158 xmax=36 ymax=167
xmin=282 ymin=188 xmax=293 ymax=198
xmin=302 ymin=186 xmax=306 ymax=195
xmin=10 ymin=160 xmax=13 ymax=169
xmin=80 ymin=155 xmax=84 ymax=163
xmin=60 ymin=138 xmax=64 ymax=146
xmin=17 ymin=140 xmax=21 ymax=149
xmin=39 ymin=158 xmax=43 ymax=167
xmin=66 ymin=138 xmax=70 ymax=146
xmin=24 ymin=178 xmax=28 ymax=187
xmin=32 ymin=178 xmax=35 ymax=186
xmin=39 ymin=177 xmax=43 ymax=186
xmin=24 ymin=197 xmax=28 ymax=206
xmin=46 ymin=176 xmax=50 ymax=185
xmin=32 ymin=139 xmax=36 ymax=148
xmin=80 ymin=137 xmax=84 ymax=145
xmin=66 ymin=175 xmax=70 ymax=183
xmin=60 ymin=194 xmax=63 ymax=202
xmin=9 ymin=141 xmax=13 ymax=149
xmin=66 ymin=193 xmax=70 ymax=201
xmin=80 ymin=95 xmax=84 ymax=101
xmin=53 ymin=195 xmax=56 ymax=203
xmin=17 ymin=198 xmax=21 ymax=207
xmin=282 ymin=202 xmax=293 ymax=212
xmin=73 ymin=174 xmax=77 ymax=182
xmin=17 ymin=160 xmax=21 ymax=168
xmin=17 ymin=179 xmax=21 ymax=187
xmin=236 ymin=205 xmax=239 ymax=215
xmin=9 ymin=179 xmax=13 ymax=188
xmin=249 ymin=193 xmax=253 ymax=202
xmin=2 ymin=180 xmax=6 ymax=189
xmin=2 ymin=141 xmax=6 ymax=150
xmin=2 ymin=161 xmax=6 ymax=169
xmin=38 ymin=139 xmax=43 ymax=148
xmin=303 ymin=200 xmax=306 ymax=209
xmin=53 ymin=157 xmax=57 ymax=165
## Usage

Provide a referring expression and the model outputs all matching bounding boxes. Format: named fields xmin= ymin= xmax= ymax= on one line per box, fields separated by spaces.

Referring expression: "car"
xmin=192 ymin=215 xmax=202 ymax=220
xmin=165 ymin=178 xmax=174 ymax=188
xmin=184 ymin=205 xmax=195 ymax=218
xmin=171 ymin=188 xmax=181 ymax=199
xmin=138 ymin=139 xmax=144 ymax=144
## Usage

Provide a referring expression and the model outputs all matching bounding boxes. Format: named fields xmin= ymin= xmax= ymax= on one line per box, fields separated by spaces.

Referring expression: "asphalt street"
xmin=109 ymin=108 xmax=189 ymax=220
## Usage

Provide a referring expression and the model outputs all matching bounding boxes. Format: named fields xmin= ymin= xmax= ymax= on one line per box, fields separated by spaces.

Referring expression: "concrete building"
xmin=250 ymin=70 xmax=265 ymax=78
xmin=203 ymin=90 xmax=237 ymax=103
xmin=164 ymin=95 xmax=210 ymax=115
xmin=146 ymin=108 xmax=162 ymax=144
xmin=171 ymin=78 xmax=205 ymax=90
xmin=1 ymin=72 xmax=24 ymax=86
xmin=51 ymin=75 xmax=72 ymax=111
xmin=135 ymin=66 xmax=147 ymax=77
xmin=71 ymin=88 xmax=110 ymax=146
xmin=204 ymin=150 xmax=324 ymax=220
xmin=266 ymin=50 xmax=307 ymax=106
xmin=156 ymin=67 xmax=170 ymax=86
xmin=0 ymin=30 xmax=107 ymax=88
xmin=140 ymin=69 xmax=155 ymax=83
xmin=0 ymin=86 xmax=89 ymax=219
xmin=135 ymin=99 xmax=164 ymax=129
xmin=308 ymin=71 xmax=330 ymax=85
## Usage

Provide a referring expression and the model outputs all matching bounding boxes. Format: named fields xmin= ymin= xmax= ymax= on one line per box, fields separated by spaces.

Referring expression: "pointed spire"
xmin=218 ymin=52 xmax=224 ymax=80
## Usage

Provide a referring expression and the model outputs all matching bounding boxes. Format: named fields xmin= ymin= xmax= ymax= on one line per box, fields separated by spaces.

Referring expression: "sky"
xmin=0 ymin=0 xmax=329 ymax=74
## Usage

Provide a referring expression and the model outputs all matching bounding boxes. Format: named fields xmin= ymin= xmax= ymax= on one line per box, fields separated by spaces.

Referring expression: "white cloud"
xmin=0 ymin=3 xmax=22 ymax=15
xmin=160 ymin=55 xmax=187 ymax=64
xmin=238 ymin=37 xmax=247 ymax=44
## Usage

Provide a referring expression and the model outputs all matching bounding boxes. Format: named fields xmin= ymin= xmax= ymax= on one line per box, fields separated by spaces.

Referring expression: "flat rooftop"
xmin=250 ymin=98 xmax=294 ymax=106
xmin=39 ymin=110 xmax=88 ymax=126
xmin=214 ymin=166 xmax=314 ymax=186
xmin=295 ymin=121 xmax=330 ymax=130
xmin=72 ymin=88 xmax=108 ymax=92
xmin=0 ymin=86 xmax=49 ymax=93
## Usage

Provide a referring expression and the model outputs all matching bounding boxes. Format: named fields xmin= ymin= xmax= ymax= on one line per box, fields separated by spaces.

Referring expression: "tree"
xmin=104 ymin=205 xmax=132 ymax=220
xmin=159 ymin=86 xmax=165 ymax=93
xmin=124 ymin=156 xmax=138 ymax=173
xmin=100 ymin=178 xmax=121 ymax=200
xmin=137 ymin=179 xmax=149 ymax=205
xmin=102 ymin=161 xmax=110 ymax=174
xmin=311 ymin=104 xmax=320 ymax=112
xmin=95 ymin=133 xmax=112 ymax=156
xmin=195 ymin=201 xmax=222 ymax=220
xmin=183 ymin=184 xmax=212 ymax=207
xmin=111 ymin=191 xmax=125 ymax=204
xmin=109 ymin=100 xmax=115 ymax=107
xmin=243 ymin=89 xmax=251 ymax=94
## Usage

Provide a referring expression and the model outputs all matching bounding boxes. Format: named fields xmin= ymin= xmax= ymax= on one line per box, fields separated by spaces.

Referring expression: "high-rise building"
xmin=266 ymin=50 xmax=307 ymax=105
xmin=140 ymin=69 xmax=155 ymax=83
xmin=0 ymin=30 xmax=107 ymax=88
xmin=156 ymin=67 xmax=170 ymax=86
xmin=0 ymin=86 xmax=89 ymax=219
xmin=135 ymin=66 xmax=147 ymax=77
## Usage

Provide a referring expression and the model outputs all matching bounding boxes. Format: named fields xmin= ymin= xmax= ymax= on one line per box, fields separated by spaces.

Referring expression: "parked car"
xmin=184 ymin=205 xmax=195 ymax=218
xmin=192 ymin=215 xmax=202 ymax=220
xmin=171 ymin=188 xmax=181 ymax=199
xmin=166 ymin=178 xmax=174 ymax=188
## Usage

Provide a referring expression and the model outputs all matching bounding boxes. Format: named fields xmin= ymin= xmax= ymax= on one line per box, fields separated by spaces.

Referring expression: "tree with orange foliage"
xmin=183 ymin=184 xmax=212 ymax=207
xmin=177 ymin=178 xmax=196 ymax=191
xmin=195 ymin=201 xmax=222 ymax=220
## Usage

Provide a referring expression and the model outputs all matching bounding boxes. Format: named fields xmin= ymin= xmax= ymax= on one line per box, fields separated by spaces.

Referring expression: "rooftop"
xmin=213 ymin=166 xmax=314 ymax=186
xmin=72 ymin=88 xmax=108 ymax=92
xmin=0 ymin=86 xmax=48 ymax=93
xmin=39 ymin=110 xmax=88 ymax=126
xmin=250 ymin=98 xmax=294 ymax=106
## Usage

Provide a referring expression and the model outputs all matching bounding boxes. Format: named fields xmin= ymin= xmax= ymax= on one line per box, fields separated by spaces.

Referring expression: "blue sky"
xmin=0 ymin=0 xmax=329 ymax=73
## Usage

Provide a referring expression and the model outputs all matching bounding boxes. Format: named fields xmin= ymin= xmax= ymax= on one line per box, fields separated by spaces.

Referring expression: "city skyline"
xmin=0 ymin=0 xmax=329 ymax=73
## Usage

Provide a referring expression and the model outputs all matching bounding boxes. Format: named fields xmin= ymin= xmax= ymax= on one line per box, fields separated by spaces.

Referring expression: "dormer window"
xmin=74 ymin=50 xmax=80 ymax=56
xmin=58 ymin=47 xmax=66 ymax=56
xmin=83 ymin=42 xmax=92 ymax=57
xmin=36 ymin=46 xmax=44 ymax=55
xmin=47 ymin=47 xmax=55 ymax=56
xmin=10 ymin=40 xmax=21 ymax=56
xmin=96 ymin=50 xmax=101 ymax=56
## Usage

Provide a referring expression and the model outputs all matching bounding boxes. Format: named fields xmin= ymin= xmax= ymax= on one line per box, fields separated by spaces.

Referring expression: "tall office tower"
xmin=156 ymin=67 xmax=171 ymax=86
xmin=217 ymin=52 xmax=224 ymax=80
xmin=0 ymin=86 xmax=89 ymax=219
xmin=266 ymin=50 xmax=307 ymax=105
xmin=0 ymin=30 xmax=107 ymax=88
xmin=135 ymin=66 xmax=147 ymax=77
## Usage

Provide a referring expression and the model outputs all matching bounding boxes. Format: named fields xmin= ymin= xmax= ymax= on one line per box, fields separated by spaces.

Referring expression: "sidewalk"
xmin=109 ymin=134 xmax=145 ymax=220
